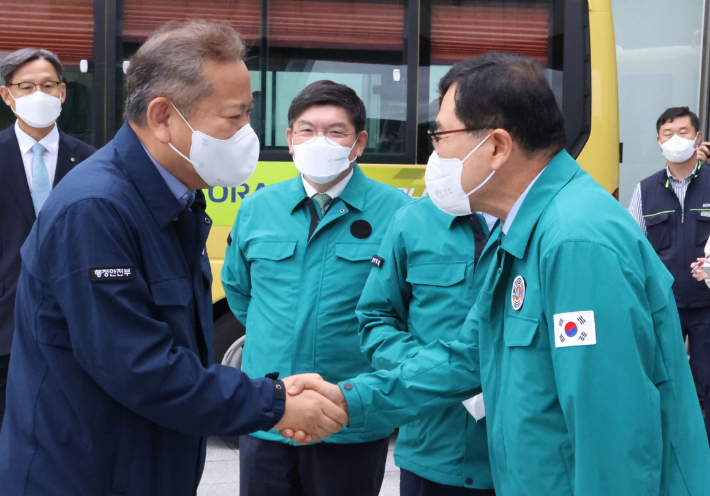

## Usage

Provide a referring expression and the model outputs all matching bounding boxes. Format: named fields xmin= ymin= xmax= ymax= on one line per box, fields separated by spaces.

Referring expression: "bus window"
xmin=417 ymin=0 xmax=588 ymax=161
xmin=255 ymin=0 xmax=407 ymax=161
xmin=0 ymin=0 xmax=95 ymax=144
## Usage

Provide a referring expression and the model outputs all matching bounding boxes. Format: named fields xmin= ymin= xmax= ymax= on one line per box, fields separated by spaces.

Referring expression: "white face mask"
xmin=659 ymin=133 xmax=698 ymax=164
xmin=168 ymin=103 xmax=260 ymax=187
xmin=425 ymin=134 xmax=492 ymax=216
xmin=9 ymin=90 xmax=62 ymax=128
xmin=292 ymin=136 xmax=356 ymax=184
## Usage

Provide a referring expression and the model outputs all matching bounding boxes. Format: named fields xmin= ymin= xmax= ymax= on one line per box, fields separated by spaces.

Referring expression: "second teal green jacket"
xmin=356 ymin=196 xmax=493 ymax=489
xmin=337 ymin=151 xmax=710 ymax=495
xmin=222 ymin=165 xmax=410 ymax=444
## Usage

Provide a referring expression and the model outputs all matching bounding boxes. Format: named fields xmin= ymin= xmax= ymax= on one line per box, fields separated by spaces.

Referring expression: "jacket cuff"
xmin=261 ymin=377 xmax=286 ymax=430
xmin=338 ymin=380 xmax=364 ymax=429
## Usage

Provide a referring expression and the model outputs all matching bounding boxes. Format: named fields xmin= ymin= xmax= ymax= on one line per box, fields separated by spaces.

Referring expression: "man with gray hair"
xmin=0 ymin=20 xmax=347 ymax=496
xmin=0 ymin=48 xmax=94 ymax=432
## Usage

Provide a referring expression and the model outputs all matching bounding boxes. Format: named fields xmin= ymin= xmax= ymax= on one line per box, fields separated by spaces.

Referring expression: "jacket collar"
xmin=289 ymin=164 xmax=367 ymax=214
xmin=113 ymin=123 xmax=184 ymax=229
xmin=659 ymin=159 xmax=702 ymax=187
xmin=501 ymin=150 xmax=579 ymax=259
xmin=0 ymin=126 xmax=35 ymax=225
xmin=54 ymin=128 xmax=79 ymax=187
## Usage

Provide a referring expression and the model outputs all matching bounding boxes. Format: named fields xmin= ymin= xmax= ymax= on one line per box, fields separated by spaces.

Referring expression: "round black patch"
xmin=350 ymin=220 xmax=372 ymax=239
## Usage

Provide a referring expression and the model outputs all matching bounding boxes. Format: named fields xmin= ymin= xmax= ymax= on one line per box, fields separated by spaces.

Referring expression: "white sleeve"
xmin=627 ymin=183 xmax=646 ymax=235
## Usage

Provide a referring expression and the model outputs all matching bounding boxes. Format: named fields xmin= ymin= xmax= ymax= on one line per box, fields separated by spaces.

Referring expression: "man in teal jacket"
xmin=221 ymin=80 xmax=410 ymax=496
xmin=356 ymin=198 xmax=496 ymax=495
xmin=284 ymin=54 xmax=710 ymax=495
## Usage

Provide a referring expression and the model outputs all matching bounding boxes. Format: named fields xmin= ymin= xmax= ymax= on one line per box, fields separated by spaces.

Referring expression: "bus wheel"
xmin=213 ymin=310 xmax=245 ymax=365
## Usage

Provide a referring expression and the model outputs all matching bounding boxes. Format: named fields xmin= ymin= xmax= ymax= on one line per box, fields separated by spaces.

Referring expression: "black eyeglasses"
xmin=427 ymin=128 xmax=477 ymax=148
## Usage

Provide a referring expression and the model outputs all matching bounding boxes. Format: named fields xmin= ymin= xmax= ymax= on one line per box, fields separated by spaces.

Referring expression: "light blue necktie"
xmin=31 ymin=142 xmax=50 ymax=216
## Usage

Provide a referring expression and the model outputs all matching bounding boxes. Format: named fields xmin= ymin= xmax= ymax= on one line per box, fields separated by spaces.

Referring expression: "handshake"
xmin=273 ymin=373 xmax=350 ymax=445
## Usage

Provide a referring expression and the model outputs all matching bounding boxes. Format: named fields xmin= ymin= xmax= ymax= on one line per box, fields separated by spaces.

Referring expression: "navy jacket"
xmin=0 ymin=125 xmax=94 ymax=355
xmin=0 ymin=123 xmax=285 ymax=495
xmin=640 ymin=163 xmax=710 ymax=308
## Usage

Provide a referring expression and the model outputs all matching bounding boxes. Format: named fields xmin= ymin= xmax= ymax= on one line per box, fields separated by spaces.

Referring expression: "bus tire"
xmin=213 ymin=310 xmax=245 ymax=365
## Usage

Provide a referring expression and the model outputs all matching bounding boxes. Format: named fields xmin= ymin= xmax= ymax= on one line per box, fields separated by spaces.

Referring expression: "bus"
xmin=0 ymin=0 xmax=619 ymax=361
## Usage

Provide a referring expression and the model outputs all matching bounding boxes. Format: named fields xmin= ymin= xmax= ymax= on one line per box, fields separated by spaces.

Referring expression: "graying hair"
xmin=124 ymin=20 xmax=246 ymax=125
xmin=0 ymin=48 xmax=63 ymax=86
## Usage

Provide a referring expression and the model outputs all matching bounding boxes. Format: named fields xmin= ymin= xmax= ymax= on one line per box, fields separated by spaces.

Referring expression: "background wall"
xmin=613 ymin=0 xmax=706 ymax=206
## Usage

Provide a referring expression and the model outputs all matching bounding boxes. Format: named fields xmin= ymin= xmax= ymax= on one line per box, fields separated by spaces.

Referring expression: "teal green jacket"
xmin=339 ymin=151 xmax=710 ymax=494
xmin=356 ymin=196 xmax=493 ymax=489
xmin=222 ymin=165 xmax=410 ymax=444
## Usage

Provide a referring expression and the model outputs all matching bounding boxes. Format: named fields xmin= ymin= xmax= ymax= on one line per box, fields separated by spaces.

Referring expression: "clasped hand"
xmin=272 ymin=373 xmax=349 ymax=445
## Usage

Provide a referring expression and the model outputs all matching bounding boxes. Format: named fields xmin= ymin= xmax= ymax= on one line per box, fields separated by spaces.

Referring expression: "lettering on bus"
xmin=208 ymin=183 xmax=267 ymax=203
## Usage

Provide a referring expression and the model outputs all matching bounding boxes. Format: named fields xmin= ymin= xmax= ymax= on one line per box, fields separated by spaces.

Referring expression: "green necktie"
xmin=312 ymin=192 xmax=332 ymax=217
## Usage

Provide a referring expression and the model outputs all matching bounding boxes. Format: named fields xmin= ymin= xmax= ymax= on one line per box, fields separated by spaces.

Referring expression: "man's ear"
xmin=145 ymin=97 xmax=173 ymax=144
xmin=286 ymin=128 xmax=294 ymax=156
xmin=0 ymin=86 xmax=14 ymax=109
xmin=354 ymin=130 xmax=368 ymax=157
xmin=59 ymin=82 xmax=67 ymax=104
xmin=488 ymin=129 xmax=513 ymax=172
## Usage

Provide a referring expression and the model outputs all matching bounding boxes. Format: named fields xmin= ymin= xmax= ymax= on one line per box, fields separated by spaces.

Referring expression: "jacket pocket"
xmin=246 ymin=240 xmax=297 ymax=261
xmin=335 ymin=242 xmax=380 ymax=262
xmin=406 ymin=261 xmax=467 ymax=287
xmin=150 ymin=277 xmax=192 ymax=307
xmin=644 ymin=211 xmax=672 ymax=252
xmin=695 ymin=210 xmax=710 ymax=245
xmin=503 ymin=314 xmax=539 ymax=347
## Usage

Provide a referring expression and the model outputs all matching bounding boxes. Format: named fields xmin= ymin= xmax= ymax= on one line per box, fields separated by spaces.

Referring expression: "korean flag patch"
xmin=553 ymin=311 xmax=596 ymax=348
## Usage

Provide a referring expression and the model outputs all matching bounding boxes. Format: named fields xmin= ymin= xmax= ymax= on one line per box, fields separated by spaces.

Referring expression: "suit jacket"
xmin=0 ymin=125 xmax=94 ymax=355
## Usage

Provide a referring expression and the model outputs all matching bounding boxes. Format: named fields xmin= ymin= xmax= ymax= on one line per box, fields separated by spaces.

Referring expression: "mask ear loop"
xmin=461 ymin=133 xmax=493 ymax=197
xmin=170 ymin=102 xmax=197 ymax=133
xmin=168 ymin=102 xmax=199 ymax=167
xmin=347 ymin=137 xmax=358 ymax=164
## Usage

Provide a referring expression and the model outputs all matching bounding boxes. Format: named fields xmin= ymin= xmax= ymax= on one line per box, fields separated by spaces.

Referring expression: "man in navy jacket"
xmin=0 ymin=21 xmax=346 ymax=496
xmin=0 ymin=48 xmax=95 ymax=431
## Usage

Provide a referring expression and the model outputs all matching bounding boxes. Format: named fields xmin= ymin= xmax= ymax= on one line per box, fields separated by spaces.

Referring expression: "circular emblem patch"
xmin=511 ymin=275 xmax=526 ymax=311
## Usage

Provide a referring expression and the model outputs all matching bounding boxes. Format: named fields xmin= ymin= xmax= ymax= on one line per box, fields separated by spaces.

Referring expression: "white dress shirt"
xmin=301 ymin=169 xmax=354 ymax=200
xmin=15 ymin=120 xmax=60 ymax=193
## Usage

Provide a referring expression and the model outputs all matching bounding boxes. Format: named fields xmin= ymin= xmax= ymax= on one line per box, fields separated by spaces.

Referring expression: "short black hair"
xmin=656 ymin=107 xmax=699 ymax=134
xmin=288 ymin=80 xmax=366 ymax=134
xmin=438 ymin=52 xmax=566 ymax=155
xmin=1 ymin=48 xmax=63 ymax=86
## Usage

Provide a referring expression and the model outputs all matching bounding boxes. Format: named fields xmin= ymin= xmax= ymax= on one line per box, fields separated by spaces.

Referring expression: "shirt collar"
xmin=502 ymin=167 xmax=546 ymax=235
xmin=665 ymin=160 xmax=700 ymax=183
xmin=14 ymin=120 xmax=59 ymax=156
xmin=289 ymin=164 xmax=366 ymax=214
xmin=140 ymin=143 xmax=194 ymax=210
xmin=301 ymin=168 xmax=354 ymax=199
xmin=501 ymin=150 xmax=580 ymax=259
xmin=114 ymin=123 xmax=185 ymax=229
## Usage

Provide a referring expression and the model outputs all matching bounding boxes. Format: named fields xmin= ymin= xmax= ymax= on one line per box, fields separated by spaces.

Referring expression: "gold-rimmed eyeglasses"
xmin=9 ymin=81 xmax=61 ymax=96
xmin=427 ymin=128 xmax=477 ymax=149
